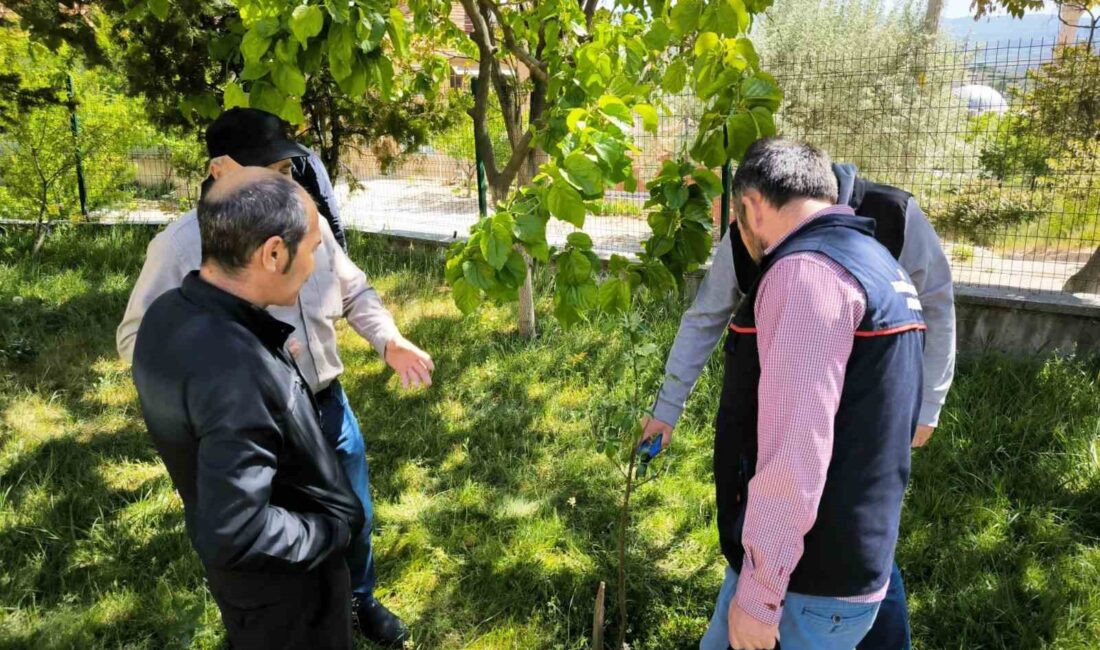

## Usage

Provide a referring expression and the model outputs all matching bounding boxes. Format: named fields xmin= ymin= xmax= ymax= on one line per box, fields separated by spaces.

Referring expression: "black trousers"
xmin=206 ymin=555 xmax=352 ymax=650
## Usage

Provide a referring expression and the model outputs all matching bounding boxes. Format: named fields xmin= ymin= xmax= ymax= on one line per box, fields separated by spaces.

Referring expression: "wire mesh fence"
xmin=112 ymin=38 xmax=1100 ymax=295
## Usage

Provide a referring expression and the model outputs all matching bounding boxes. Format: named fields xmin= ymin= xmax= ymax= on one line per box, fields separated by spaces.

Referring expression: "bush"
xmin=0 ymin=27 xmax=161 ymax=222
xmin=929 ymin=179 xmax=1044 ymax=246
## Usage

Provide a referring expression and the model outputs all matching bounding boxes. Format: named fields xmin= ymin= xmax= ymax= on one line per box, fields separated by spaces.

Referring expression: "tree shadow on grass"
xmin=900 ymin=354 xmax=1100 ymax=649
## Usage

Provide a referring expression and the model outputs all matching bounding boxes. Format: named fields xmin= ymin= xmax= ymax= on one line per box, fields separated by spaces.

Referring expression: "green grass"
xmin=0 ymin=225 xmax=1097 ymax=649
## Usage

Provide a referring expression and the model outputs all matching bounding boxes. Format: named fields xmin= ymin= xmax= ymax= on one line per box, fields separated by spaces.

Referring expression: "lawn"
xmin=0 ymin=226 xmax=1097 ymax=649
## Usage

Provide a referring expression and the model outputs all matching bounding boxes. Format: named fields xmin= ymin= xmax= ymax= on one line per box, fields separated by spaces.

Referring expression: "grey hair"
xmin=731 ymin=137 xmax=838 ymax=208
xmin=197 ymin=173 xmax=307 ymax=273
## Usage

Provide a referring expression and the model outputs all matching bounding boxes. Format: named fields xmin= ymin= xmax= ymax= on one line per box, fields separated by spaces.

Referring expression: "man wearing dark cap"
xmin=204 ymin=107 xmax=348 ymax=249
xmin=118 ymin=109 xmax=429 ymax=646
xmin=133 ymin=167 xmax=362 ymax=648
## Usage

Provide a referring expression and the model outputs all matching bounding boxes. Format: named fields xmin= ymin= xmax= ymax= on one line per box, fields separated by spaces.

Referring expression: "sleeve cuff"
xmin=734 ymin=562 xmax=785 ymax=627
xmin=918 ymin=399 xmax=943 ymax=428
xmin=372 ymin=326 xmax=401 ymax=360
xmin=650 ymin=394 xmax=684 ymax=427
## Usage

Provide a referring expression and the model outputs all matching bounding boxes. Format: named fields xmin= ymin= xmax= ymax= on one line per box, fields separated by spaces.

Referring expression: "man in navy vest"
xmin=691 ymin=139 xmax=926 ymax=650
xmin=642 ymin=148 xmax=955 ymax=649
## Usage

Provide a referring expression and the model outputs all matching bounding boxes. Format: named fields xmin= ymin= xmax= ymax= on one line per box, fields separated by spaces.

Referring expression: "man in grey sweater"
xmin=641 ymin=163 xmax=956 ymax=650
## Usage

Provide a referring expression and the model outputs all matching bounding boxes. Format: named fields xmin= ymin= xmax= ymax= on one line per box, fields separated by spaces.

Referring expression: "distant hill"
xmin=942 ymin=13 xmax=1086 ymax=45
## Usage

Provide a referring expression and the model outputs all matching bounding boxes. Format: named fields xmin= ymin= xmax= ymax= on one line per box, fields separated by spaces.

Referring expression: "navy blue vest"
xmin=716 ymin=211 xmax=926 ymax=597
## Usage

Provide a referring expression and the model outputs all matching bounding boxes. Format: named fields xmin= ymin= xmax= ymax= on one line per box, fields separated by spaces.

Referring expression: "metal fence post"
xmin=471 ymin=77 xmax=489 ymax=218
xmin=66 ymin=72 xmax=89 ymax=220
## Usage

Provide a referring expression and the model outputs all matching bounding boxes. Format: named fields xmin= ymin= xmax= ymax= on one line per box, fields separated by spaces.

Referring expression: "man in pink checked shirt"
xmin=693 ymin=139 xmax=927 ymax=650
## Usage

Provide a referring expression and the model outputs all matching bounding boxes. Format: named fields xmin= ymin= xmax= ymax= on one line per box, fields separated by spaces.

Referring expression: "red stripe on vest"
xmin=854 ymin=323 xmax=927 ymax=338
xmin=728 ymin=324 xmax=758 ymax=334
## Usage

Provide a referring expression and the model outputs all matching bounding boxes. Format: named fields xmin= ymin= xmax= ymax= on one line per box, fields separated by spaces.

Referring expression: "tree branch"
xmin=583 ymin=0 xmax=599 ymax=27
xmin=499 ymin=128 xmax=534 ymax=185
xmin=485 ymin=0 xmax=548 ymax=82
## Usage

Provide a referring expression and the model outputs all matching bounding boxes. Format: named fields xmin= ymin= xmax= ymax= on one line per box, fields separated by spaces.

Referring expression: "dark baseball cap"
xmin=205 ymin=107 xmax=311 ymax=167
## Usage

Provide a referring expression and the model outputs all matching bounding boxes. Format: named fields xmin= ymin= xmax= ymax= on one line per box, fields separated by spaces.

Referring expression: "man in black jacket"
xmin=132 ymin=167 xmax=364 ymax=649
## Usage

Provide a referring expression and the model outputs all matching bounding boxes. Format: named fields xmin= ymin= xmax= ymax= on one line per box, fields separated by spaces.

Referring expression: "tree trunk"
xmin=923 ymin=0 xmax=944 ymax=34
xmin=1063 ymin=246 xmax=1100 ymax=294
xmin=513 ymin=146 xmax=544 ymax=340
xmin=1057 ymin=3 xmax=1086 ymax=48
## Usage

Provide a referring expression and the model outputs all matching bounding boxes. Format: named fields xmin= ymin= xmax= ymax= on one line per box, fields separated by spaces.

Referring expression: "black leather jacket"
xmin=132 ymin=272 xmax=364 ymax=574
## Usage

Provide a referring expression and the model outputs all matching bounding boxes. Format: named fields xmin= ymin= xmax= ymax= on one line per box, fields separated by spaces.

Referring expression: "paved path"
xmin=96 ymin=177 xmax=1091 ymax=295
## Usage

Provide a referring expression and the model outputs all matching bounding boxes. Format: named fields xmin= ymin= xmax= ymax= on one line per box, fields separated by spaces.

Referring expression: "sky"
xmin=941 ymin=0 xmax=1059 ymax=18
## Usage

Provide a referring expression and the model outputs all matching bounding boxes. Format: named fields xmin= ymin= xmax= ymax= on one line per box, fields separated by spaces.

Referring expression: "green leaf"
xmin=241 ymin=27 xmax=272 ymax=63
xmin=670 ymin=0 xmax=702 ymax=36
xmin=274 ymin=38 xmax=300 ymax=64
xmin=707 ymin=0 xmax=749 ymax=36
xmin=388 ymin=8 xmax=409 ymax=57
xmin=374 ymin=56 xmax=395 ymax=99
xmin=254 ymin=17 xmax=281 ymax=38
xmin=734 ymin=37 xmax=760 ymax=70
xmin=683 ymin=196 xmax=713 ymax=223
xmin=599 ymin=100 xmax=635 ymax=133
xmin=325 ymin=0 xmax=350 ymax=23
xmin=547 ymin=182 xmax=586 ymax=227
xmin=741 ymin=73 xmax=783 ymax=111
xmin=327 ymin=24 xmax=355 ymax=80
xmin=481 ymin=215 xmax=513 ymax=270
xmin=750 ymin=106 xmax=776 ymax=137
xmin=609 ymin=254 xmax=631 ymax=274
xmin=566 ymin=108 xmax=587 ymax=132
xmin=648 ymin=209 xmax=674 ymax=235
xmin=445 ymin=254 xmax=464 ymax=284
xmin=692 ymin=127 xmax=728 ymax=168
xmin=241 ymin=60 xmax=272 ymax=81
xmin=691 ymin=168 xmax=723 ymax=199
xmin=515 ymin=211 xmax=547 ymax=244
xmin=249 ymin=81 xmax=285 ymax=116
xmin=148 ymin=0 xmax=169 ymax=21
xmin=726 ymin=110 xmax=759 ymax=162
xmin=634 ymin=103 xmax=659 ymax=133
xmin=648 ymin=235 xmax=675 ymax=257
xmin=558 ymin=249 xmax=594 ymax=285
xmin=567 ymin=232 xmax=594 ymax=250
xmin=527 ymin=240 xmax=551 ymax=263
xmin=694 ymin=32 xmax=720 ymax=57
xmin=223 ymin=81 xmax=249 ymax=109
xmin=462 ymin=259 xmax=498 ymax=290
xmin=683 ymin=222 xmax=713 ymax=262
xmin=500 ymin=250 xmax=528 ymax=288
xmin=643 ymin=20 xmax=672 ymax=50
xmin=664 ymin=183 xmax=689 ymax=209
xmin=273 ymin=63 xmax=306 ymax=96
xmin=662 ymin=59 xmax=688 ymax=95
xmin=337 ymin=63 xmax=367 ymax=97
xmin=187 ymin=93 xmax=221 ymax=120
xmin=562 ymin=152 xmax=604 ymax=197
xmin=358 ymin=12 xmax=387 ymax=52
xmin=452 ymin=278 xmax=481 ymax=315
xmin=280 ymin=96 xmax=305 ymax=124
xmin=291 ymin=5 xmax=325 ymax=45
xmin=598 ymin=278 xmax=631 ymax=313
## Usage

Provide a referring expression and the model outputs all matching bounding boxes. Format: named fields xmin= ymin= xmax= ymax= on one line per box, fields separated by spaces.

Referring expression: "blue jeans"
xmin=700 ymin=566 xmax=880 ymax=650
xmin=316 ymin=380 xmax=375 ymax=599
xmin=856 ymin=563 xmax=911 ymax=650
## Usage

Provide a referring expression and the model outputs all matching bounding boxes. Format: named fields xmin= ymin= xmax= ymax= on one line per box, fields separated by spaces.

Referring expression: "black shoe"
xmin=353 ymin=596 xmax=410 ymax=647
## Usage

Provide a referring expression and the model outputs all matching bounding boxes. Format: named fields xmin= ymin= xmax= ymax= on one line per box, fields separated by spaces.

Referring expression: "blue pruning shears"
xmin=635 ymin=433 xmax=664 ymax=478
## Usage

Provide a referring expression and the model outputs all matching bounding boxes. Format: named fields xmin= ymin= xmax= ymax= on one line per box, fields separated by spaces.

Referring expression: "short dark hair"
xmin=731 ymin=137 xmax=838 ymax=208
xmin=197 ymin=173 xmax=307 ymax=273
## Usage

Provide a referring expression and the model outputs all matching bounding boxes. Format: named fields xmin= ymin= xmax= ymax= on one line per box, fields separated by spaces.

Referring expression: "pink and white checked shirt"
xmin=732 ymin=206 xmax=890 ymax=627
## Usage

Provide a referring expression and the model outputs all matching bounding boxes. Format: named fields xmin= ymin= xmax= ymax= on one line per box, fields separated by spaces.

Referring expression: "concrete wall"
xmin=954 ymin=285 xmax=1100 ymax=355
